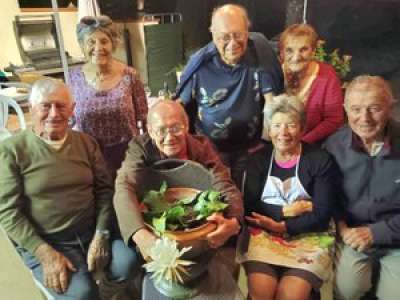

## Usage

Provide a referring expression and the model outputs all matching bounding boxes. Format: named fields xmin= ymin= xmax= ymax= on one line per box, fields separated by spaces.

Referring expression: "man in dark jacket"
xmin=325 ymin=75 xmax=400 ymax=300
xmin=175 ymin=4 xmax=283 ymax=186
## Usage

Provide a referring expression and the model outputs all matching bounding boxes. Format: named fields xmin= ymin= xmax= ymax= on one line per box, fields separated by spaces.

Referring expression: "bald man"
xmin=176 ymin=4 xmax=283 ymax=186
xmin=113 ymin=100 xmax=243 ymax=259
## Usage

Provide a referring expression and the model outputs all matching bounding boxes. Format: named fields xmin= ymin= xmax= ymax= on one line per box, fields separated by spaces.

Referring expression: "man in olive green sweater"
xmin=0 ymin=78 xmax=139 ymax=299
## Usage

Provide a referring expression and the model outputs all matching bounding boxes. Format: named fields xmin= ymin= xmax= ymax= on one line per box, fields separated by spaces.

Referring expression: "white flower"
xmin=143 ymin=237 xmax=195 ymax=284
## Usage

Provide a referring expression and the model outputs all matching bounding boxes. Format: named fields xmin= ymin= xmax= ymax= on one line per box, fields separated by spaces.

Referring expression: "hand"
xmin=283 ymin=200 xmax=313 ymax=217
xmin=87 ymin=232 xmax=110 ymax=272
xmin=206 ymin=213 xmax=240 ymax=248
xmin=35 ymin=243 xmax=77 ymax=294
xmin=132 ymin=228 xmax=158 ymax=260
xmin=246 ymin=212 xmax=286 ymax=234
xmin=341 ymin=225 xmax=374 ymax=252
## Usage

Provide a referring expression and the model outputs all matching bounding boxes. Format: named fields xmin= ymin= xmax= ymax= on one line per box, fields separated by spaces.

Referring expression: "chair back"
xmin=0 ymin=94 xmax=26 ymax=141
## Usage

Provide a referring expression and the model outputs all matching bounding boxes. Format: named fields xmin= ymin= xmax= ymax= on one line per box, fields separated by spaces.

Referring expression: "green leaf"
xmin=177 ymin=196 xmax=196 ymax=205
xmin=166 ymin=206 xmax=186 ymax=222
xmin=143 ymin=182 xmax=170 ymax=213
xmin=193 ymin=190 xmax=228 ymax=220
xmin=160 ymin=181 xmax=167 ymax=194
xmin=153 ymin=212 xmax=167 ymax=233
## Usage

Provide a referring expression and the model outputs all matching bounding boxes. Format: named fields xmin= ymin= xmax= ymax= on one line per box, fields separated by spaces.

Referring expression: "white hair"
xmin=29 ymin=77 xmax=74 ymax=107
xmin=264 ymin=94 xmax=306 ymax=129
xmin=210 ymin=4 xmax=251 ymax=31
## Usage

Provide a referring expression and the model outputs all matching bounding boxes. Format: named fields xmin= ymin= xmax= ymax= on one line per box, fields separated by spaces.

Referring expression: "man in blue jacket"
xmin=325 ymin=75 xmax=400 ymax=300
xmin=175 ymin=4 xmax=283 ymax=186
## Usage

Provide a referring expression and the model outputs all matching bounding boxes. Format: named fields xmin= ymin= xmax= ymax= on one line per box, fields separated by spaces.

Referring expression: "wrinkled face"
xmin=211 ymin=12 xmax=248 ymax=65
xmin=148 ymin=108 xmax=189 ymax=158
xmin=269 ymin=112 xmax=303 ymax=153
xmin=83 ymin=30 xmax=113 ymax=66
xmin=282 ymin=35 xmax=315 ymax=73
xmin=345 ymin=88 xmax=391 ymax=144
xmin=32 ymin=87 xmax=74 ymax=141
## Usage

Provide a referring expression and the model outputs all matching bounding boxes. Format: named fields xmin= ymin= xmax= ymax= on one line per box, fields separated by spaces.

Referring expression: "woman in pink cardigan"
xmin=279 ymin=24 xmax=344 ymax=144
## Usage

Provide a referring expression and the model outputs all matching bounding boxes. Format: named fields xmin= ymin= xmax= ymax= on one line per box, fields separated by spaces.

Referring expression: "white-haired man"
xmin=0 ymin=78 xmax=139 ymax=299
xmin=325 ymin=75 xmax=400 ymax=300
xmin=175 ymin=4 xmax=284 ymax=186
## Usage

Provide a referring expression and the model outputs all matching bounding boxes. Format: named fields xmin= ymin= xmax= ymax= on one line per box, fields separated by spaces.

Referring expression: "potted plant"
xmin=314 ymin=40 xmax=352 ymax=84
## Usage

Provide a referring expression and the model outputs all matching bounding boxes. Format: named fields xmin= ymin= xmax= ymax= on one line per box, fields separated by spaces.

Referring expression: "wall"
xmin=0 ymin=0 xmax=83 ymax=70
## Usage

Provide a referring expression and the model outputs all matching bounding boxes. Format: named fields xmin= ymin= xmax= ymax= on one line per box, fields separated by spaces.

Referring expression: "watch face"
xmin=96 ymin=229 xmax=110 ymax=238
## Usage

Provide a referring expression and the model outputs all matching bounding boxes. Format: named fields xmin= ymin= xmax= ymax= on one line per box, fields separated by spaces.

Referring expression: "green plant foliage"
xmin=314 ymin=40 xmax=352 ymax=79
xmin=142 ymin=181 xmax=228 ymax=233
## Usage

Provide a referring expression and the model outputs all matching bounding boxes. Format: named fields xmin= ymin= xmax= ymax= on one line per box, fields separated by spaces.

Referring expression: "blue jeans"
xmin=17 ymin=238 xmax=140 ymax=300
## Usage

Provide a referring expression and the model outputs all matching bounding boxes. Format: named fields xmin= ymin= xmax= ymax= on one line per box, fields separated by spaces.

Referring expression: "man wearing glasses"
xmin=113 ymin=100 xmax=243 ymax=268
xmin=175 ymin=4 xmax=283 ymax=187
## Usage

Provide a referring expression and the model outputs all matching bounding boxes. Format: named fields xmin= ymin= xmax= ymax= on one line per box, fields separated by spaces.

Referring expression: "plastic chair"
xmin=0 ymin=94 xmax=26 ymax=141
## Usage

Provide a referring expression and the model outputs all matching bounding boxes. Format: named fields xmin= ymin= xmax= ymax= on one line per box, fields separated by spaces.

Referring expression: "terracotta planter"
xmin=148 ymin=187 xmax=217 ymax=257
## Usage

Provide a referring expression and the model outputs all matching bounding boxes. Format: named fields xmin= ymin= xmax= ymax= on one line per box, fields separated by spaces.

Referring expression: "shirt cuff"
xmin=369 ymin=221 xmax=392 ymax=245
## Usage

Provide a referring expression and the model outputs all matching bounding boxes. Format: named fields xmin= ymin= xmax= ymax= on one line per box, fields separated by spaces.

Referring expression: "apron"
xmin=237 ymin=149 xmax=335 ymax=281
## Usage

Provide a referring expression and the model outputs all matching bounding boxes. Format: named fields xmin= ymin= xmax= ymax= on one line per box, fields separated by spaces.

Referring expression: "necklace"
xmin=284 ymin=62 xmax=319 ymax=102
xmin=84 ymin=62 xmax=114 ymax=86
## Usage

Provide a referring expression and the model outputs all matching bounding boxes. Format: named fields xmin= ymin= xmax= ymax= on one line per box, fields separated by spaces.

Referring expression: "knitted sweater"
xmin=0 ymin=129 xmax=113 ymax=253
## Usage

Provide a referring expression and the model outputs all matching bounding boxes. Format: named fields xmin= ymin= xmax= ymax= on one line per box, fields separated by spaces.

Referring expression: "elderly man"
xmin=325 ymin=75 xmax=400 ymax=300
xmin=0 ymin=78 xmax=139 ymax=300
xmin=175 ymin=4 xmax=284 ymax=186
xmin=114 ymin=100 xmax=242 ymax=263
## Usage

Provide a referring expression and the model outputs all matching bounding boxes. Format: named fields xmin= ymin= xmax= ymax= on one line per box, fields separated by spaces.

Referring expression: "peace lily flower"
xmin=143 ymin=237 xmax=195 ymax=284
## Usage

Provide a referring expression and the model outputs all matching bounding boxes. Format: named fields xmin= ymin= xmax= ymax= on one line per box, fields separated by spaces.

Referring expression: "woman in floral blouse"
xmin=69 ymin=15 xmax=148 ymax=179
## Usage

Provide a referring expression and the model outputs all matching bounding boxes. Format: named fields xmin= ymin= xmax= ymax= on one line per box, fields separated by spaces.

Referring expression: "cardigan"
xmin=244 ymin=142 xmax=339 ymax=235
xmin=302 ymin=62 xmax=344 ymax=144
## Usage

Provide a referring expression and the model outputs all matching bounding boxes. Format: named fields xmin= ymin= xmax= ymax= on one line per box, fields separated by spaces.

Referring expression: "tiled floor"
xmin=0 ymin=229 xmax=44 ymax=300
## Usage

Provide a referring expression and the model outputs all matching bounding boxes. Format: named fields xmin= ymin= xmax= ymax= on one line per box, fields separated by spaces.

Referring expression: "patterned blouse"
xmin=69 ymin=66 xmax=148 ymax=147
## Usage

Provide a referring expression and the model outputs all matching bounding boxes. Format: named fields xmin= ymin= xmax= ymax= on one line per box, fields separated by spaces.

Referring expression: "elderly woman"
xmin=69 ymin=15 xmax=148 ymax=179
xmin=239 ymin=96 xmax=338 ymax=300
xmin=279 ymin=24 xmax=344 ymax=144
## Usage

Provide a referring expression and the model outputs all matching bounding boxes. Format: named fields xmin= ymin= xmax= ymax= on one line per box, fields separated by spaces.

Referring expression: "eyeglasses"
xmin=79 ymin=15 xmax=112 ymax=28
xmin=153 ymin=124 xmax=186 ymax=138
xmin=212 ymin=31 xmax=248 ymax=44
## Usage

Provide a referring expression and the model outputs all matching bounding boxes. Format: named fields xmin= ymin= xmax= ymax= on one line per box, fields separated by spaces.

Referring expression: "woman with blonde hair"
xmin=240 ymin=95 xmax=338 ymax=300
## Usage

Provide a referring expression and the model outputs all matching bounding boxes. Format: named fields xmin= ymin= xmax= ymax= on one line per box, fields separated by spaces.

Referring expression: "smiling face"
xmin=31 ymin=86 xmax=75 ymax=141
xmin=269 ymin=112 xmax=303 ymax=154
xmin=83 ymin=30 xmax=114 ymax=66
xmin=148 ymin=103 xmax=189 ymax=158
xmin=282 ymin=35 xmax=315 ymax=74
xmin=211 ymin=9 xmax=248 ymax=65
xmin=345 ymin=87 xmax=392 ymax=145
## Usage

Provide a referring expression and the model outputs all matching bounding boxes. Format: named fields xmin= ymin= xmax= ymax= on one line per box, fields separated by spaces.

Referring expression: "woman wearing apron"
xmin=239 ymin=95 xmax=338 ymax=300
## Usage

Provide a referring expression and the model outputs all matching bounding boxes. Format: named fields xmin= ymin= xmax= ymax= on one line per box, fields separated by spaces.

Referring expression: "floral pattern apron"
xmin=237 ymin=150 xmax=335 ymax=281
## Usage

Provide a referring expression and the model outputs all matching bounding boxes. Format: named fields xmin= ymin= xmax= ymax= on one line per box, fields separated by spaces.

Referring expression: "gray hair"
xmin=29 ymin=77 xmax=74 ymax=107
xmin=76 ymin=15 xmax=119 ymax=50
xmin=147 ymin=100 xmax=189 ymax=128
xmin=264 ymin=94 xmax=306 ymax=129
xmin=345 ymin=75 xmax=394 ymax=106
xmin=209 ymin=4 xmax=251 ymax=31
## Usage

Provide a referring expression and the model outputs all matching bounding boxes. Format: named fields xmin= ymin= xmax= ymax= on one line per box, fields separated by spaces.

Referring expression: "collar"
xmin=346 ymin=125 xmax=394 ymax=156
xmin=212 ymin=49 xmax=247 ymax=72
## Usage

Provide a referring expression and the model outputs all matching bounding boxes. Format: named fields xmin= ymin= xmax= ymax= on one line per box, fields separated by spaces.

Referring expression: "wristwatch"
xmin=96 ymin=229 xmax=110 ymax=239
